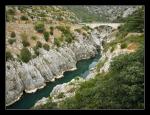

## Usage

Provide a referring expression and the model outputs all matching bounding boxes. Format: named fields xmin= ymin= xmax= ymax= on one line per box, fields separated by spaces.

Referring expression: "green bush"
xmin=50 ymin=26 xmax=54 ymax=35
xmin=121 ymin=43 xmax=127 ymax=49
xmin=82 ymin=26 xmax=91 ymax=31
xmin=31 ymin=36 xmax=37 ymax=40
xmin=11 ymin=31 xmax=16 ymax=38
xmin=54 ymin=38 xmax=61 ymax=47
xmin=57 ymin=92 xmax=65 ymax=99
xmin=36 ymin=41 xmax=42 ymax=48
xmin=43 ymin=44 xmax=50 ymax=51
xmin=7 ymin=9 xmax=15 ymax=15
xmin=82 ymin=32 xmax=87 ymax=37
xmin=8 ymin=39 xmax=16 ymax=45
xmin=43 ymin=31 xmax=49 ymax=41
xmin=111 ymin=46 xmax=115 ymax=52
xmin=33 ymin=46 xmax=39 ymax=56
xmin=6 ymin=51 xmax=13 ymax=61
xmin=34 ymin=22 xmax=45 ymax=33
xmin=20 ymin=15 xmax=28 ymax=20
xmin=60 ymin=46 xmax=144 ymax=109
xmin=75 ymin=29 xmax=81 ymax=33
xmin=22 ymin=40 xmax=30 ymax=47
xmin=56 ymin=26 xmax=74 ymax=43
xmin=50 ymin=26 xmax=54 ymax=31
xmin=20 ymin=47 xmax=31 ymax=63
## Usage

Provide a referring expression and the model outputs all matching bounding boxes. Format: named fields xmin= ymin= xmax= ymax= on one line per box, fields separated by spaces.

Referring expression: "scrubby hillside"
xmin=64 ymin=5 xmax=140 ymax=22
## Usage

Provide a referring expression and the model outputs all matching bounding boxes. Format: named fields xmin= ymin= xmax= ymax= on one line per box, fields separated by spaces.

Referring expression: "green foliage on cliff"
xmin=54 ymin=38 xmax=61 ymax=47
xmin=11 ymin=31 xmax=16 ymax=38
xmin=20 ymin=47 xmax=32 ymax=63
xmin=118 ymin=7 xmax=144 ymax=34
xmin=43 ymin=31 xmax=49 ymax=41
xmin=8 ymin=39 xmax=16 ymax=45
xmin=56 ymin=26 xmax=74 ymax=43
xmin=59 ymin=44 xmax=144 ymax=109
xmin=43 ymin=43 xmax=50 ymax=51
xmin=34 ymin=21 xmax=45 ymax=33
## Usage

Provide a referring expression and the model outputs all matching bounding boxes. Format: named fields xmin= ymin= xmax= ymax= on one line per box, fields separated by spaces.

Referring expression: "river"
xmin=7 ymin=51 xmax=101 ymax=109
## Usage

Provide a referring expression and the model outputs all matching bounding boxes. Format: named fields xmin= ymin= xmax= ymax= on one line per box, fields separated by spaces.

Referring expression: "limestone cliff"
xmin=6 ymin=25 xmax=113 ymax=106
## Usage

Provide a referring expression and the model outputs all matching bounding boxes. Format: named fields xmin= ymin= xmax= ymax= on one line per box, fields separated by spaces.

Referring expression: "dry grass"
xmin=127 ymin=43 xmax=138 ymax=51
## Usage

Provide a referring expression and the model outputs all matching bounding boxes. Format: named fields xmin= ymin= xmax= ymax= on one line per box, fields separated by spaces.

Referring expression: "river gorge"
xmin=7 ymin=51 xmax=100 ymax=109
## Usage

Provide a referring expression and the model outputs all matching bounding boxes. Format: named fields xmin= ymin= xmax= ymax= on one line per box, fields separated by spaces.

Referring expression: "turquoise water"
xmin=7 ymin=52 xmax=100 ymax=109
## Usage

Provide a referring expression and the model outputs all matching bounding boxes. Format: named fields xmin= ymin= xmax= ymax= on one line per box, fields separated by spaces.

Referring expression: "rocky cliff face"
xmin=6 ymin=25 xmax=114 ymax=106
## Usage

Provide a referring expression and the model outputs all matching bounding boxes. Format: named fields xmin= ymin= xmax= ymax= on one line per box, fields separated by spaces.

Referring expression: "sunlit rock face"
xmin=6 ymin=25 xmax=114 ymax=106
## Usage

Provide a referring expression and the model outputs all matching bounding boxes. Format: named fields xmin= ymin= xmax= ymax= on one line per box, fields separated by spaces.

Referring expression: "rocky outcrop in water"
xmin=6 ymin=25 xmax=114 ymax=106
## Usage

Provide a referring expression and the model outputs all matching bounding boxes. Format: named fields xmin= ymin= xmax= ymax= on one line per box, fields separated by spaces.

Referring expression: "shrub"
xmin=50 ymin=31 xmax=53 ymax=35
xmin=22 ymin=40 xmax=30 ymax=47
xmin=20 ymin=47 xmax=31 ymax=63
xmin=8 ymin=39 xmax=16 ymax=45
xmin=20 ymin=15 xmax=28 ymax=20
xmin=82 ymin=32 xmax=87 ymax=37
xmin=36 ymin=41 xmax=42 ymax=48
xmin=11 ymin=31 xmax=16 ymax=38
xmin=75 ymin=29 xmax=81 ymax=33
xmin=43 ymin=44 xmax=50 ymax=51
xmin=33 ymin=46 xmax=39 ymax=56
xmin=50 ymin=26 xmax=54 ymax=31
xmin=50 ymin=26 xmax=54 ymax=35
xmin=20 ymin=32 xmax=28 ymax=41
xmin=57 ymin=92 xmax=65 ymax=99
xmin=65 ymin=35 xmax=74 ymax=43
xmin=43 ymin=31 xmax=49 ymax=41
xmin=7 ymin=9 xmax=15 ymax=15
xmin=56 ymin=26 xmax=74 ymax=43
xmin=6 ymin=51 xmax=13 ymax=61
xmin=121 ymin=43 xmax=127 ymax=49
xmin=111 ymin=46 xmax=115 ymax=52
xmin=34 ymin=22 xmax=45 ymax=33
xmin=82 ymin=26 xmax=91 ymax=31
xmin=54 ymin=38 xmax=61 ymax=47
xmin=31 ymin=36 xmax=37 ymax=40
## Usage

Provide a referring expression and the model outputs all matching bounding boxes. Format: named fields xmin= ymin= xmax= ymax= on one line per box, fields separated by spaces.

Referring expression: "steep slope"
xmin=64 ymin=5 xmax=140 ymax=22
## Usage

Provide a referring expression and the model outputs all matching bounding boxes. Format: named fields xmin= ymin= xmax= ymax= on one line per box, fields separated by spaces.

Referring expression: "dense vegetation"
xmin=59 ymin=44 xmax=144 ymax=109
xmin=56 ymin=26 xmax=75 ymax=43
xmin=117 ymin=7 xmax=144 ymax=38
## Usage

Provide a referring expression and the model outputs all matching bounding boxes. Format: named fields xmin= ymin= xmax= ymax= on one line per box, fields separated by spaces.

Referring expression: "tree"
xmin=43 ymin=31 xmax=49 ymax=41
xmin=34 ymin=22 xmax=45 ymax=33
